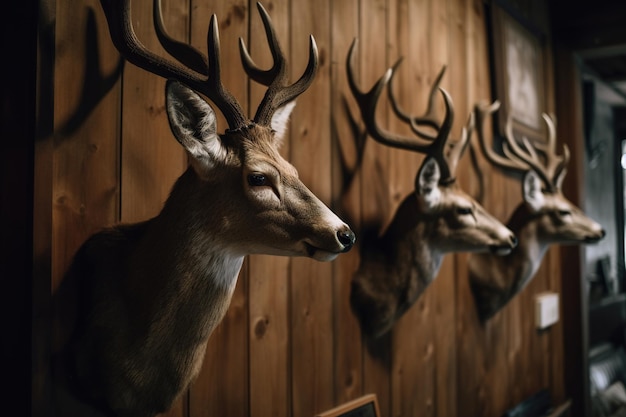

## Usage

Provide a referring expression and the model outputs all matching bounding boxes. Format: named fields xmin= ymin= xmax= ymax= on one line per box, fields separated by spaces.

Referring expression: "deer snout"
xmin=337 ymin=228 xmax=356 ymax=252
xmin=585 ymin=228 xmax=606 ymax=244
xmin=489 ymin=231 xmax=518 ymax=256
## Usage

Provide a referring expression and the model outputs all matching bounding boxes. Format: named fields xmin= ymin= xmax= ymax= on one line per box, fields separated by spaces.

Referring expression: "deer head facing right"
xmin=469 ymin=100 xmax=605 ymax=321
xmin=55 ymin=3 xmax=354 ymax=416
xmin=346 ymin=40 xmax=517 ymax=338
xmin=166 ymin=81 xmax=354 ymax=261
xmin=474 ymin=100 xmax=606 ymax=245
xmin=100 ymin=0 xmax=356 ymax=261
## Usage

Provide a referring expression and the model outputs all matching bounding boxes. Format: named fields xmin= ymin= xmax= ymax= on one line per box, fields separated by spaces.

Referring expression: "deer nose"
xmin=337 ymin=229 xmax=356 ymax=252
xmin=510 ymin=235 xmax=518 ymax=248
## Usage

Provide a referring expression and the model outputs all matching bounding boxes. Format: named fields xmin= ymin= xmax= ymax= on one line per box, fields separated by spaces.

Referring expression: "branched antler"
xmin=474 ymin=101 xmax=570 ymax=191
xmin=346 ymin=38 xmax=473 ymax=184
xmin=99 ymin=0 xmax=318 ymax=130
xmin=239 ymin=3 xmax=319 ymax=125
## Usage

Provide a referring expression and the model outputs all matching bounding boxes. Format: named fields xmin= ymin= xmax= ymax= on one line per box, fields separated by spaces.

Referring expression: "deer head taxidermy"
xmin=468 ymin=100 xmax=605 ymax=322
xmin=345 ymin=39 xmax=517 ymax=339
xmin=54 ymin=1 xmax=355 ymax=416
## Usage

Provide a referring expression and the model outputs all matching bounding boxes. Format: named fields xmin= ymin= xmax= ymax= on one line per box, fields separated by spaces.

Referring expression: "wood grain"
xmin=330 ymin=0 xmax=364 ymax=407
xmin=39 ymin=1 xmax=570 ymax=416
xmin=289 ymin=1 xmax=335 ymax=415
xmin=358 ymin=0 xmax=393 ymax=416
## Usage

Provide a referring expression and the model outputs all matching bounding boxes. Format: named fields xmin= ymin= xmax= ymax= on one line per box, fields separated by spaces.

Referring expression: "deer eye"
xmin=457 ymin=207 xmax=473 ymax=215
xmin=558 ymin=209 xmax=571 ymax=217
xmin=247 ymin=173 xmax=268 ymax=187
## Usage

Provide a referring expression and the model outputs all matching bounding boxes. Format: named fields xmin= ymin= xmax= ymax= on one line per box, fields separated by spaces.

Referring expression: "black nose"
xmin=337 ymin=229 xmax=356 ymax=252
xmin=510 ymin=235 xmax=518 ymax=248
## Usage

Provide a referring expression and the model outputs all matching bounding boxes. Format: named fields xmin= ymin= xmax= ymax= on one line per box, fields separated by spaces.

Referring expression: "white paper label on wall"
xmin=535 ymin=292 xmax=559 ymax=329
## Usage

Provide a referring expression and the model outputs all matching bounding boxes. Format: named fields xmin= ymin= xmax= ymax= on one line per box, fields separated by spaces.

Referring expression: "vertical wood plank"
xmin=247 ymin=1 xmax=292 ymax=415
xmin=120 ymin=0 xmax=188 ymax=225
xmin=51 ymin=0 xmax=123 ymax=414
xmin=52 ymin=0 xmax=123 ymax=360
xmin=455 ymin=6 xmax=490 ymax=411
xmin=187 ymin=1 xmax=250 ymax=417
xmin=449 ymin=0 xmax=478 ymax=415
xmin=44 ymin=1 xmax=570 ymax=416
xmin=456 ymin=0 xmax=507 ymax=415
xmin=289 ymin=1 xmax=335 ymax=415
xmin=330 ymin=0 xmax=364 ymax=407
xmin=53 ymin=0 xmax=122 ymax=289
xmin=358 ymin=0 xmax=393 ymax=415
xmin=388 ymin=0 xmax=431 ymax=416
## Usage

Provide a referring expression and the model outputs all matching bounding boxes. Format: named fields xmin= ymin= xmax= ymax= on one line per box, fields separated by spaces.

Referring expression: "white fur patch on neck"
xmin=188 ymin=236 xmax=244 ymax=292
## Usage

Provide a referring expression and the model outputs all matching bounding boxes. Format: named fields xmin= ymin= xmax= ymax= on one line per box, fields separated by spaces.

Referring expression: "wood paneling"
xmin=38 ymin=0 xmax=569 ymax=416
xmin=290 ymin=1 xmax=335 ymax=415
xmin=330 ymin=0 xmax=363 ymax=408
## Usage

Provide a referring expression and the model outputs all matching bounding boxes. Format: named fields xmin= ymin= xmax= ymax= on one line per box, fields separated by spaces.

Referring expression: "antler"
xmin=100 ymin=0 xmax=246 ymax=129
xmin=346 ymin=38 xmax=472 ymax=184
xmin=239 ymin=3 xmax=319 ymax=125
xmin=388 ymin=63 xmax=446 ymax=133
xmin=100 ymin=0 xmax=317 ymax=130
xmin=474 ymin=101 xmax=570 ymax=191
xmin=387 ymin=63 xmax=475 ymax=179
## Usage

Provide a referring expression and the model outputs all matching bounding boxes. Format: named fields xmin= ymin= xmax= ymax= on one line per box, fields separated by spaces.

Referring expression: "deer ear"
xmin=415 ymin=157 xmax=442 ymax=209
xmin=165 ymin=80 xmax=226 ymax=167
xmin=522 ymin=170 xmax=545 ymax=212
xmin=270 ymin=100 xmax=296 ymax=146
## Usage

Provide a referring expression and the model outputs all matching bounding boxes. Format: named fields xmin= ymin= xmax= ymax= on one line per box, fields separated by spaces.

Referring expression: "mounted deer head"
xmin=345 ymin=39 xmax=516 ymax=338
xmin=54 ymin=2 xmax=355 ymax=416
xmin=468 ymin=100 xmax=605 ymax=321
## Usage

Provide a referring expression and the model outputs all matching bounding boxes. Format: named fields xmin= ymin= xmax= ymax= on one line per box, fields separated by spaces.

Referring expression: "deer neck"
xmin=350 ymin=194 xmax=444 ymax=337
xmin=469 ymin=204 xmax=550 ymax=320
xmin=126 ymin=167 xmax=244 ymax=358
xmin=362 ymin=195 xmax=443 ymax=303
xmin=500 ymin=204 xmax=550 ymax=291
xmin=383 ymin=195 xmax=444 ymax=278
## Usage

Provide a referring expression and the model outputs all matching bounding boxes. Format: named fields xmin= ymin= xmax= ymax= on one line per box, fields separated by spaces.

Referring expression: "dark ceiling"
xmin=549 ymin=0 xmax=626 ymax=95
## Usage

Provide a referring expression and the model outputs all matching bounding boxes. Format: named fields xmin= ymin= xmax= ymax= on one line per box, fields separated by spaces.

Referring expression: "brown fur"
xmin=351 ymin=170 xmax=517 ymax=339
xmin=52 ymin=84 xmax=354 ymax=417
xmin=469 ymin=192 xmax=605 ymax=322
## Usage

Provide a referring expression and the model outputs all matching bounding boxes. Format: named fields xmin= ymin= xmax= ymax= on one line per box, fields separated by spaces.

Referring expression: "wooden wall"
xmin=35 ymin=0 xmax=568 ymax=416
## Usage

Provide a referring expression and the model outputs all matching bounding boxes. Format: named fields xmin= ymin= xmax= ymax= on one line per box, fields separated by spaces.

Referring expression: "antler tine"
xmin=153 ymin=0 xmax=207 ymax=74
xmin=446 ymin=111 xmax=475 ymax=176
xmin=100 ymin=0 xmax=247 ymax=129
xmin=387 ymin=62 xmax=446 ymax=138
xmin=346 ymin=39 xmax=422 ymax=153
xmin=347 ymin=39 xmax=428 ymax=153
xmin=238 ymin=2 xmax=283 ymax=86
xmin=503 ymin=114 xmax=554 ymax=188
xmin=239 ymin=2 xmax=319 ymax=126
xmin=474 ymin=100 xmax=527 ymax=173
xmin=346 ymin=39 xmax=455 ymax=182
xmin=539 ymin=113 xmax=570 ymax=189
xmin=553 ymin=143 xmax=570 ymax=189
xmin=428 ymin=87 xmax=456 ymax=181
